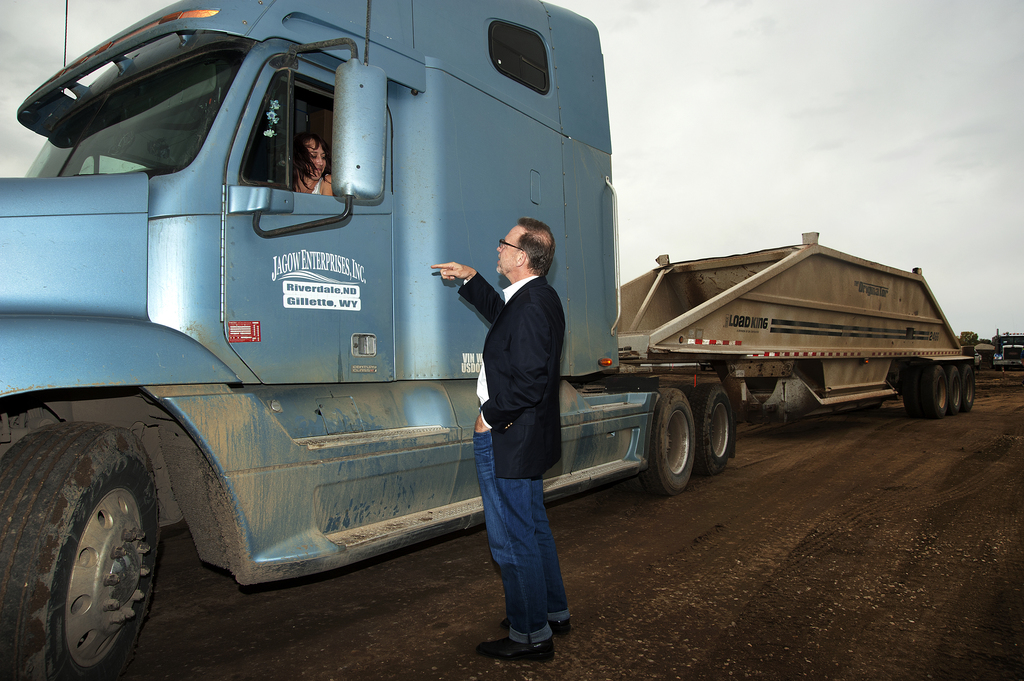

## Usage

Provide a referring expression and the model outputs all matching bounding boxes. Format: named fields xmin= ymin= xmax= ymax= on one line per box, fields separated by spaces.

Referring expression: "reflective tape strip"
xmin=746 ymin=350 xmax=963 ymax=358
xmin=682 ymin=338 xmax=743 ymax=346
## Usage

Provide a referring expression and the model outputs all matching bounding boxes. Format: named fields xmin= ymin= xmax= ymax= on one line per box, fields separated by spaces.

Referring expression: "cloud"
xmin=1 ymin=0 xmax=173 ymax=176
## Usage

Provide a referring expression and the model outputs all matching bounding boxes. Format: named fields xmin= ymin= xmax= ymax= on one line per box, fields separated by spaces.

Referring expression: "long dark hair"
xmin=293 ymin=132 xmax=331 ymax=183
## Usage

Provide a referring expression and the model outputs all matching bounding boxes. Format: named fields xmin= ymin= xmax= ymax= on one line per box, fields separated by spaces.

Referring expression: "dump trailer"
xmin=0 ymin=1 xmax=972 ymax=679
xmin=617 ymin=232 xmax=975 ymax=452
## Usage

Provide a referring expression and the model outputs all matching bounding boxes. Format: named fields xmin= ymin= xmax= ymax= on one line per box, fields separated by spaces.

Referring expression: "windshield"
xmin=27 ymin=33 xmax=248 ymax=178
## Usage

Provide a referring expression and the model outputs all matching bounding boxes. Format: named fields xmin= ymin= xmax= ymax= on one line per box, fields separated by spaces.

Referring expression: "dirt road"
xmin=121 ymin=370 xmax=1024 ymax=680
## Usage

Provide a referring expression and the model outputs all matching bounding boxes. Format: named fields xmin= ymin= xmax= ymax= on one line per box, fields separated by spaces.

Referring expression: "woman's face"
xmin=305 ymin=140 xmax=326 ymax=176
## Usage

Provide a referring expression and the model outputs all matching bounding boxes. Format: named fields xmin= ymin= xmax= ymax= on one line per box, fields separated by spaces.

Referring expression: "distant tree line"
xmin=958 ymin=331 xmax=1009 ymax=346
xmin=958 ymin=331 xmax=980 ymax=346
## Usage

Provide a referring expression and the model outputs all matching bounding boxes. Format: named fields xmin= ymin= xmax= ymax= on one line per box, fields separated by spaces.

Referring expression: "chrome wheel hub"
xmin=65 ymin=488 xmax=150 ymax=667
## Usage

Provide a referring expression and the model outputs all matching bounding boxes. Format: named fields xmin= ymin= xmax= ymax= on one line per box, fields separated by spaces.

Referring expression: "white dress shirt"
xmin=475 ymin=275 xmax=539 ymax=428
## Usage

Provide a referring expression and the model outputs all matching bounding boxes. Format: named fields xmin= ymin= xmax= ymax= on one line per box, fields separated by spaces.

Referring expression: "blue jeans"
xmin=474 ymin=430 xmax=569 ymax=643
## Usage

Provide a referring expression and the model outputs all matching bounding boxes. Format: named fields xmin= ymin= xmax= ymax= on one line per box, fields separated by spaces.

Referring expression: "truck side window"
xmin=241 ymin=71 xmax=292 ymax=187
xmin=294 ymin=83 xmax=334 ymax=143
xmin=241 ymin=74 xmax=335 ymax=189
xmin=489 ymin=22 xmax=549 ymax=94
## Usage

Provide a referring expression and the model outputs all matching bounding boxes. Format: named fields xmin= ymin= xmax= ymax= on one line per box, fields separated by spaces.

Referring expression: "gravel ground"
xmin=122 ymin=369 xmax=1024 ymax=680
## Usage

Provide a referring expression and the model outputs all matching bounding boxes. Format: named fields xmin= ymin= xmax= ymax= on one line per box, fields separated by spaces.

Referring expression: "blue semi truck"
xmin=0 ymin=2 xmax=667 ymax=678
xmin=0 ymin=1 xmax=975 ymax=678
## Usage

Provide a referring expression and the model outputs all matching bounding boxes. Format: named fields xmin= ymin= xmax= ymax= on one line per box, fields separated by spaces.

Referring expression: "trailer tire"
xmin=690 ymin=383 xmax=735 ymax=477
xmin=918 ymin=365 xmax=948 ymax=419
xmin=958 ymin=365 xmax=975 ymax=413
xmin=0 ymin=423 xmax=158 ymax=681
xmin=637 ymin=388 xmax=695 ymax=496
xmin=901 ymin=366 xmax=923 ymax=418
xmin=944 ymin=365 xmax=962 ymax=416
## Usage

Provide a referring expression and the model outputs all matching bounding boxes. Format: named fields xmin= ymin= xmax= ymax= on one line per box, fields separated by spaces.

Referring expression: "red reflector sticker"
xmin=228 ymin=321 xmax=261 ymax=343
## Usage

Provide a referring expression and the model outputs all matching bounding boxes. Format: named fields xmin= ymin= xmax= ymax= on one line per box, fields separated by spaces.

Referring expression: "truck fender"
xmin=1 ymin=316 xmax=242 ymax=397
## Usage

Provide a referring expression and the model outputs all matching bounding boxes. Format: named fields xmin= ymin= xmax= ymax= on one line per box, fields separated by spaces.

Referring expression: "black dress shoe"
xmin=476 ymin=636 xmax=554 ymax=661
xmin=500 ymin=616 xmax=572 ymax=635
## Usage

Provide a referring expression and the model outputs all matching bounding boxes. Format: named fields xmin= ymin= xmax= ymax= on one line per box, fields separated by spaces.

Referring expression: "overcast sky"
xmin=3 ymin=0 xmax=1022 ymax=340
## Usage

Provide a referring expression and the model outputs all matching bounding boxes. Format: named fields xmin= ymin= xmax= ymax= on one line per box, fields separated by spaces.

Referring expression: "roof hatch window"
xmin=489 ymin=22 xmax=549 ymax=94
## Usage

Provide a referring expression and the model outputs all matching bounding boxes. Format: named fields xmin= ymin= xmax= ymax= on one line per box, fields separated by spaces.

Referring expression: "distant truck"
xmin=0 ymin=1 xmax=974 ymax=679
xmin=993 ymin=331 xmax=1024 ymax=369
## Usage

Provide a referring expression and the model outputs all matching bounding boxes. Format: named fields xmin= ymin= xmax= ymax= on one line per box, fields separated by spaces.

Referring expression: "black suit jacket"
xmin=460 ymin=274 xmax=565 ymax=479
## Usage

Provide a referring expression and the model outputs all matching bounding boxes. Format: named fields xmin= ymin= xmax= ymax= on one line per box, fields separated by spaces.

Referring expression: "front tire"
xmin=0 ymin=423 xmax=158 ymax=681
xmin=637 ymin=388 xmax=695 ymax=496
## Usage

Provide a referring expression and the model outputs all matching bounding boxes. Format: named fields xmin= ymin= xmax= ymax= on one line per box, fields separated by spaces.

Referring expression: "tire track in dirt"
xmin=925 ymin=412 xmax=1024 ymax=681
xmin=679 ymin=403 xmax=1024 ymax=679
xmin=555 ymin=407 xmax=947 ymax=679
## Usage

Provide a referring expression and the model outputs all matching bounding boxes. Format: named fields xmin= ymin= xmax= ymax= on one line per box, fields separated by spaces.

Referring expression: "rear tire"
xmin=689 ymin=383 xmax=735 ymax=476
xmin=637 ymin=388 xmax=695 ymax=496
xmin=918 ymin=365 xmax=948 ymax=419
xmin=944 ymin=365 xmax=962 ymax=415
xmin=901 ymin=366 xmax=923 ymax=418
xmin=958 ymin=365 xmax=975 ymax=413
xmin=0 ymin=423 xmax=158 ymax=681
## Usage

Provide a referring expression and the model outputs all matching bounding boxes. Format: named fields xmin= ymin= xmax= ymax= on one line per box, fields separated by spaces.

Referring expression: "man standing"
xmin=431 ymin=218 xmax=569 ymax=662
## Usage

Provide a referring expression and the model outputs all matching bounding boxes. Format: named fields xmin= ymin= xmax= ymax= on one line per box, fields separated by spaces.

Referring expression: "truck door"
xmin=223 ymin=63 xmax=393 ymax=384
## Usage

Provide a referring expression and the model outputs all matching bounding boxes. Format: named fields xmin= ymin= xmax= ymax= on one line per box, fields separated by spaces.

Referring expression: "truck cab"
xmin=0 ymin=3 xmax=660 ymax=679
xmin=993 ymin=333 xmax=1024 ymax=369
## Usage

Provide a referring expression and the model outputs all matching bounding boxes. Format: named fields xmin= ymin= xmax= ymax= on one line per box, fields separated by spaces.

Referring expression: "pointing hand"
xmin=431 ymin=262 xmax=476 ymax=281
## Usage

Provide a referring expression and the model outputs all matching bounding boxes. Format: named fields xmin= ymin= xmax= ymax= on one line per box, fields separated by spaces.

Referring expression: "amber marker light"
xmin=168 ymin=9 xmax=221 ymax=20
xmin=42 ymin=10 xmax=221 ymax=87
xmin=118 ymin=9 xmax=222 ymax=44
xmin=598 ymin=358 xmax=614 ymax=367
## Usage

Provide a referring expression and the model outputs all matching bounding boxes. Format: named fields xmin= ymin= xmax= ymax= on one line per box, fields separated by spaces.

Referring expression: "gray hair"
xmin=516 ymin=217 xmax=555 ymax=276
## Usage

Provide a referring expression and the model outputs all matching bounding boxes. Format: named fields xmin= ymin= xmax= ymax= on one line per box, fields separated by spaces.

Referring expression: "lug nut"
xmin=122 ymin=527 xmax=144 ymax=541
xmin=140 ymin=566 xmax=151 ymax=577
xmin=131 ymin=589 xmax=145 ymax=602
xmin=110 ymin=546 xmax=126 ymax=559
xmin=137 ymin=543 xmax=151 ymax=555
xmin=103 ymin=574 xmax=121 ymax=586
xmin=102 ymin=599 xmax=120 ymax=612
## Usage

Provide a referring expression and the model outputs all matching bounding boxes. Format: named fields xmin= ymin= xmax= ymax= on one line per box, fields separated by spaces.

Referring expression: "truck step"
xmin=325 ymin=496 xmax=484 ymax=550
xmin=296 ymin=425 xmax=450 ymax=450
xmin=324 ymin=460 xmax=640 ymax=551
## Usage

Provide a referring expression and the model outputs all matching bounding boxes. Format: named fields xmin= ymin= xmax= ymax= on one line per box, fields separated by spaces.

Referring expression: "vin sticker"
xmin=228 ymin=321 xmax=261 ymax=343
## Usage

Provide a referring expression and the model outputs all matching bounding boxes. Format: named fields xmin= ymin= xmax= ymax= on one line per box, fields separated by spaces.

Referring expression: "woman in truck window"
xmin=293 ymin=132 xmax=333 ymax=195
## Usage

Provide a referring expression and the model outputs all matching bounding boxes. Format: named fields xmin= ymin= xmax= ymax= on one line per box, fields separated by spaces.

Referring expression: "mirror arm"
xmin=252 ymin=195 xmax=354 ymax=238
xmin=273 ymin=38 xmax=359 ymax=70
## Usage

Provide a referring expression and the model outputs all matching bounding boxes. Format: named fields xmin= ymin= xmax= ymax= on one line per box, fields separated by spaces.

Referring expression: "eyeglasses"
xmin=498 ymin=238 xmax=524 ymax=252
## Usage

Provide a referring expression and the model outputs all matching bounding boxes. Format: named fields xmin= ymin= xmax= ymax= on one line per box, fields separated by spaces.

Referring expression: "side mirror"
xmin=333 ymin=59 xmax=387 ymax=201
